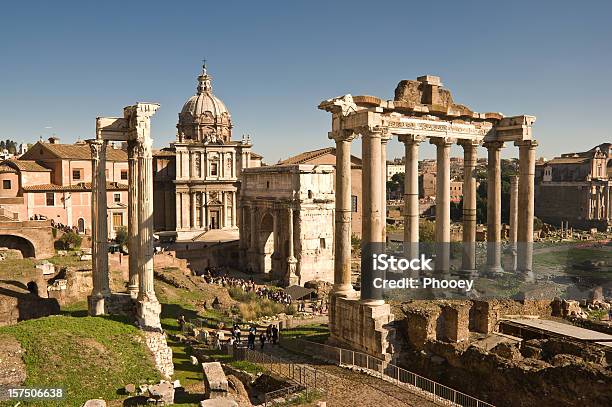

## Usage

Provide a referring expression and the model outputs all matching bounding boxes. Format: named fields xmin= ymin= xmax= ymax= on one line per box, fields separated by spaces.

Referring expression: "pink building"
xmin=0 ymin=139 xmax=129 ymax=238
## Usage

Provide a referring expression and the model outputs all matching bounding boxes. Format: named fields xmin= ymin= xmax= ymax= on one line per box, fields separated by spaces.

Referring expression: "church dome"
xmin=177 ymin=64 xmax=232 ymax=143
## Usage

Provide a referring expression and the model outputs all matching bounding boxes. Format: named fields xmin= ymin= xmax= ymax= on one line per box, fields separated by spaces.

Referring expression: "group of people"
xmin=227 ymin=323 xmax=279 ymax=350
xmin=255 ymin=286 xmax=293 ymax=305
xmin=202 ymin=268 xmax=258 ymax=293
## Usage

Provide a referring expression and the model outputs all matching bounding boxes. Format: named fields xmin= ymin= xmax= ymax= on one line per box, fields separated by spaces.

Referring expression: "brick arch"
xmin=0 ymin=234 xmax=36 ymax=258
xmin=0 ymin=220 xmax=55 ymax=259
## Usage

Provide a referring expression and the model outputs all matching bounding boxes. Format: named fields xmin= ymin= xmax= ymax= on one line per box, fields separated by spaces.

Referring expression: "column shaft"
xmin=516 ymin=140 xmax=538 ymax=273
xmin=460 ymin=141 xmax=478 ymax=272
xmin=361 ymin=129 xmax=384 ymax=303
xmin=286 ymin=206 xmax=298 ymax=285
xmin=431 ymin=137 xmax=452 ymax=273
xmin=332 ymin=134 xmax=354 ymax=294
xmin=400 ymin=135 xmax=421 ymax=259
xmin=485 ymin=141 xmax=504 ymax=273
xmin=381 ymin=138 xmax=389 ymax=243
xmin=137 ymin=140 xmax=157 ymax=302
xmin=127 ymin=141 xmax=139 ymax=297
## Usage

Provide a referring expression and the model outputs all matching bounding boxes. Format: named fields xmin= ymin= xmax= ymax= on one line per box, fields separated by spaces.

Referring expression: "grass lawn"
xmin=0 ymin=315 xmax=160 ymax=407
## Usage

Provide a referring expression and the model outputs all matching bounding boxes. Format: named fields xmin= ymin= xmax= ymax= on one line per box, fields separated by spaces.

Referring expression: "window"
xmin=114 ymin=193 xmax=121 ymax=203
xmin=351 ymin=195 xmax=358 ymax=212
xmin=210 ymin=162 xmax=218 ymax=176
xmin=46 ymin=192 xmax=55 ymax=206
xmin=120 ymin=170 xmax=128 ymax=180
xmin=72 ymin=169 xmax=82 ymax=180
xmin=112 ymin=212 xmax=123 ymax=230
xmin=2 ymin=180 xmax=10 ymax=189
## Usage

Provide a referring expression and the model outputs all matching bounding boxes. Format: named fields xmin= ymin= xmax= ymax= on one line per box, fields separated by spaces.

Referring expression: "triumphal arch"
xmin=87 ymin=102 xmax=162 ymax=331
xmin=319 ymin=75 xmax=537 ymax=359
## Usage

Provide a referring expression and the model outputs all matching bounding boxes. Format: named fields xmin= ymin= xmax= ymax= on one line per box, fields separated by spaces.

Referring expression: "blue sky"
xmin=0 ymin=0 xmax=610 ymax=162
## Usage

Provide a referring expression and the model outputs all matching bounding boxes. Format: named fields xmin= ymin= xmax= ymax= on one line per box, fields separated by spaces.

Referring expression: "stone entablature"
xmin=239 ymin=164 xmax=334 ymax=286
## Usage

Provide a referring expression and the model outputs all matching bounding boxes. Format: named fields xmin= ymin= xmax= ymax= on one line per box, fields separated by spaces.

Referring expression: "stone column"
xmin=606 ymin=184 xmax=611 ymax=221
xmin=223 ymin=191 xmax=228 ymax=228
xmin=136 ymin=138 xmax=161 ymax=330
xmin=175 ymin=192 xmax=182 ymax=230
xmin=249 ymin=206 xmax=258 ymax=271
xmin=509 ymin=175 xmax=519 ymax=271
xmin=484 ymin=141 xmax=504 ymax=274
xmin=286 ymin=206 xmax=298 ymax=286
xmin=399 ymin=135 xmax=423 ymax=260
xmin=330 ymin=130 xmax=355 ymax=295
xmin=430 ymin=137 xmax=453 ymax=274
xmin=515 ymin=140 xmax=538 ymax=274
xmin=231 ymin=191 xmax=237 ymax=227
xmin=381 ymin=135 xmax=390 ymax=244
xmin=459 ymin=140 xmax=479 ymax=273
xmin=88 ymin=139 xmax=110 ymax=316
xmin=190 ymin=192 xmax=196 ymax=229
xmin=127 ymin=140 xmax=139 ymax=298
xmin=361 ymin=128 xmax=384 ymax=303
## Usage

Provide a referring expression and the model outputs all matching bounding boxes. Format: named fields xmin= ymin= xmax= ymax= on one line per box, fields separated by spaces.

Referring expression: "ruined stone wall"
xmin=144 ymin=331 xmax=174 ymax=379
xmin=296 ymin=205 xmax=334 ymax=284
xmin=329 ymin=295 xmax=394 ymax=360
xmin=0 ymin=295 xmax=60 ymax=326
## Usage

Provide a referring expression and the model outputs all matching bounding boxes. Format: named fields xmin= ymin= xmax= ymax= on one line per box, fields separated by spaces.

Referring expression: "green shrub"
xmin=114 ymin=226 xmax=128 ymax=247
xmin=58 ymin=231 xmax=82 ymax=250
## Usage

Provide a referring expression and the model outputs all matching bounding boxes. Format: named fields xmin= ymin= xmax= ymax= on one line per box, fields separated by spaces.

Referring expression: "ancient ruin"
xmin=319 ymin=75 xmax=538 ymax=358
xmin=239 ymin=164 xmax=335 ymax=285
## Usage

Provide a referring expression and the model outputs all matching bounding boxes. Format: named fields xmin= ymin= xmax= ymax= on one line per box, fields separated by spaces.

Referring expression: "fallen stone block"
xmin=82 ymin=400 xmax=106 ymax=407
xmin=200 ymin=399 xmax=239 ymax=407
xmin=148 ymin=380 xmax=175 ymax=405
xmin=202 ymin=361 xmax=229 ymax=399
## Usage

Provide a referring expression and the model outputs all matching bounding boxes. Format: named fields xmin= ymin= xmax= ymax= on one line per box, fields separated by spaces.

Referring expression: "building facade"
xmin=535 ymin=143 xmax=611 ymax=230
xmin=171 ymin=65 xmax=261 ymax=240
xmin=239 ymin=164 xmax=335 ymax=286
xmin=0 ymin=139 xmax=128 ymax=237
xmin=278 ymin=147 xmax=363 ymax=237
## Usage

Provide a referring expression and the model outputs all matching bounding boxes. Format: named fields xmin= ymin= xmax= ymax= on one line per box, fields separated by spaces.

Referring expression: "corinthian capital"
xmin=483 ymin=140 xmax=505 ymax=150
xmin=398 ymin=134 xmax=426 ymax=145
xmin=429 ymin=136 xmax=456 ymax=147
xmin=87 ymin=139 xmax=107 ymax=160
xmin=328 ymin=129 xmax=357 ymax=143
xmin=514 ymin=139 xmax=538 ymax=149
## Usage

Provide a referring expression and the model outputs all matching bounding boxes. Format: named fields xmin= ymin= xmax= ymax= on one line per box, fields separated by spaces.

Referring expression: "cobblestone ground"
xmin=262 ymin=345 xmax=440 ymax=407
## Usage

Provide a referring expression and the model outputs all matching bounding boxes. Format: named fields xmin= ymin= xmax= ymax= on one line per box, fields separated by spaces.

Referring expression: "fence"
xmin=298 ymin=340 xmax=495 ymax=407
xmin=241 ymin=348 xmax=330 ymax=406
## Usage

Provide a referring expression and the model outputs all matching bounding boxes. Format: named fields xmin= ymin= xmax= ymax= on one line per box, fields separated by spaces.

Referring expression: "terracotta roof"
xmin=153 ymin=149 xmax=176 ymax=157
xmin=22 ymin=182 xmax=128 ymax=192
xmin=0 ymin=159 xmax=51 ymax=172
xmin=0 ymin=163 xmax=17 ymax=173
xmin=547 ymin=157 xmax=589 ymax=165
xmin=278 ymin=147 xmax=362 ymax=167
xmin=24 ymin=142 xmax=127 ymax=161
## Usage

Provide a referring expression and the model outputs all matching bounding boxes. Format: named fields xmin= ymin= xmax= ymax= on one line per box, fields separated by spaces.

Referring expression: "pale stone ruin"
xmin=239 ymin=164 xmax=335 ymax=285
xmin=87 ymin=102 xmax=173 ymax=377
xmin=319 ymin=75 xmax=538 ymax=359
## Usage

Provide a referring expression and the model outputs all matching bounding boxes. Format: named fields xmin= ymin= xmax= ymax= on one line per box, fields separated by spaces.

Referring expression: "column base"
xmin=484 ymin=265 xmax=505 ymax=275
xmin=331 ymin=283 xmax=357 ymax=297
xmin=360 ymin=298 xmax=386 ymax=306
xmin=137 ymin=298 xmax=162 ymax=331
xmin=88 ymin=293 xmax=110 ymax=316
xmin=286 ymin=257 xmax=298 ymax=286
xmin=127 ymin=285 xmax=139 ymax=299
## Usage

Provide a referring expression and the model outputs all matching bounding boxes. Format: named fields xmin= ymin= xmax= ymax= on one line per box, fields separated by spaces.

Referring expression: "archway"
xmin=77 ymin=218 xmax=85 ymax=233
xmin=258 ymin=212 xmax=274 ymax=274
xmin=0 ymin=234 xmax=36 ymax=258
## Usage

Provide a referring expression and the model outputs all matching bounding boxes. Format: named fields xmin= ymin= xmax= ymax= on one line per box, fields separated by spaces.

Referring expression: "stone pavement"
xmin=261 ymin=344 xmax=439 ymax=407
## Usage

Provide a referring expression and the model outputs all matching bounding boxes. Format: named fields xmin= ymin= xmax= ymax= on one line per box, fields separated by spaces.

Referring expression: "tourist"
xmin=271 ymin=325 xmax=279 ymax=345
xmin=213 ymin=331 xmax=221 ymax=350
xmin=177 ymin=315 xmax=186 ymax=332
xmin=266 ymin=324 xmax=273 ymax=341
xmin=259 ymin=332 xmax=266 ymax=350
xmin=234 ymin=325 xmax=241 ymax=344
xmin=247 ymin=330 xmax=256 ymax=350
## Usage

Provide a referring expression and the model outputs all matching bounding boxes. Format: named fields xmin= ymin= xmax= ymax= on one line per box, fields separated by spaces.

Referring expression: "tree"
xmin=114 ymin=226 xmax=128 ymax=247
xmin=58 ymin=231 xmax=82 ymax=250
xmin=387 ymin=172 xmax=405 ymax=199
xmin=419 ymin=220 xmax=436 ymax=242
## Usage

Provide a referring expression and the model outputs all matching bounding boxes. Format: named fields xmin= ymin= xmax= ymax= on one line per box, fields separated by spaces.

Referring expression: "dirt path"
xmin=261 ymin=345 xmax=440 ymax=407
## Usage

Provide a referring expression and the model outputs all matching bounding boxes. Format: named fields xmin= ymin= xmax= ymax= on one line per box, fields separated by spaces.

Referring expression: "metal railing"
xmin=241 ymin=348 xmax=329 ymax=406
xmin=298 ymin=340 xmax=495 ymax=407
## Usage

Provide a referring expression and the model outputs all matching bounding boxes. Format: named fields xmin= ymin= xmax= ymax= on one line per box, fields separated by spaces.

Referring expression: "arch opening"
xmin=0 ymin=234 xmax=36 ymax=258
